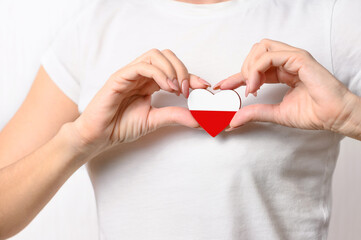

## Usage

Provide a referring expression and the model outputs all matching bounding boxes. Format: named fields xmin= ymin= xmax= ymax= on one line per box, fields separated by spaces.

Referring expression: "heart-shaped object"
xmin=188 ymin=89 xmax=241 ymax=137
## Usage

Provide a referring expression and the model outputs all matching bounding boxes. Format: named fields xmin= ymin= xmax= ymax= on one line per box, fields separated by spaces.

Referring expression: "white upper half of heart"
xmin=188 ymin=89 xmax=241 ymax=111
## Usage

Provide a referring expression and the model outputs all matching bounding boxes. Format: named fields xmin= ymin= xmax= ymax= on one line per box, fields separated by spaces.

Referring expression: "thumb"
xmin=148 ymin=106 xmax=200 ymax=131
xmin=228 ymin=104 xmax=280 ymax=129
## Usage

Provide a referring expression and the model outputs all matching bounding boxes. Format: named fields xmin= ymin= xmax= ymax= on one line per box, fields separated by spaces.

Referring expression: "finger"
xmin=247 ymin=51 xmax=302 ymax=94
xmin=214 ymin=39 xmax=291 ymax=93
xmin=189 ymin=74 xmax=211 ymax=89
xmin=161 ymin=49 xmax=211 ymax=98
xmin=213 ymin=42 xmax=260 ymax=91
xmin=247 ymin=40 xmax=299 ymax=75
xmin=246 ymin=43 xmax=270 ymax=92
xmin=246 ymin=43 xmax=266 ymax=81
xmin=120 ymin=62 xmax=173 ymax=92
xmin=244 ymin=39 xmax=306 ymax=94
xmin=241 ymin=43 xmax=259 ymax=81
xmin=214 ymin=64 xmax=281 ymax=96
xmin=228 ymin=103 xmax=280 ymax=129
xmin=257 ymin=39 xmax=297 ymax=52
xmin=130 ymin=48 xmax=179 ymax=92
xmin=243 ymin=40 xmax=294 ymax=96
xmin=161 ymin=49 xmax=187 ymax=95
xmin=148 ymin=106 xmax=200 ymax=131
xmin=137 ymin=80 xmax=161 ymax=96
xmin=239 ymin=39 xmax=298 ymax=95
xmin=213 ymin=72 xmax=246 ymax=90
xmin=213 ymin=78 xmax=227 ymax=90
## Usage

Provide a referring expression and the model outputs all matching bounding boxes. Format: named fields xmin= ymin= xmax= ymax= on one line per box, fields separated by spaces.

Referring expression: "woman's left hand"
xmin=213 ymin=39 xmax=359 ymax=135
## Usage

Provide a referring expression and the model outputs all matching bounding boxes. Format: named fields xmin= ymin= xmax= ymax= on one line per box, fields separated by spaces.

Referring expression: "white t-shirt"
xmin=41 ymin=0 xmax=361 ymax=239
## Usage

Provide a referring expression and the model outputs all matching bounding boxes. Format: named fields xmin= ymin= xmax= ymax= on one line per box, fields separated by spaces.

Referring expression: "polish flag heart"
xmin=188 ymin=89 xmax=241 ymax=137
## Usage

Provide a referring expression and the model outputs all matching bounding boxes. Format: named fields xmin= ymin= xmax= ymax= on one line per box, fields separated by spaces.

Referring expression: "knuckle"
xmin=109 ymin=69 xmax=123 ymax=81
xmin=294 ymin=50 xmax=313 ymax=66
xmin=251 ymin=42 xmax=260 ymax=50
xmin=261 ymin=51 xmax=273 ymax=62
xmin=259 ymin=38 xmax=271 ymax=45
xmin=259 ymin=38 xmax=273 ymax=51
xmin=148 ymin=48 xmax=161 ymax=55
xmin=161 ymin=48 xmax=174 ymax=55
xmin=298 ymin=49 xmax=312 ymax=59
xmin=109 ymin=72 xmax=117 ymax=81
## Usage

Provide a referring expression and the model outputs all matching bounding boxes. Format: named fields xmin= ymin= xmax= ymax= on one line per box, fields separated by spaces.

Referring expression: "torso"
xmin=75 ymin=0 xmax=340 ymax=239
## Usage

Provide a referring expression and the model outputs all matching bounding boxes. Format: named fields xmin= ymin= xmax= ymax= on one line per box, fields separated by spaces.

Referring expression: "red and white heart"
xmin=188 ymin=89 xmax=241 ymax=137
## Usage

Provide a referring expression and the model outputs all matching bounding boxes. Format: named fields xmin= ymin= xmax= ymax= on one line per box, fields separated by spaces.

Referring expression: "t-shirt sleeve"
xmin=331 ymin=0 xmax=361 ymax=97
xmin=41 ymin=21 xmax=81 ymax=104
xmin=40 ymin=1 xmax=99 ymax=104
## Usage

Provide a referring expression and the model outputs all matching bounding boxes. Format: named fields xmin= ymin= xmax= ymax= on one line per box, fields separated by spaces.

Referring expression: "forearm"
xmin=0 ymin=123 xmax=92 ymax=239
xmin=334 ymin=92 xmax=361 ymax=141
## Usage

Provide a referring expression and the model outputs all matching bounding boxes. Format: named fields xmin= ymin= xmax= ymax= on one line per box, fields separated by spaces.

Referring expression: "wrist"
xmin=332 ymin=92 xmax=361 ymax=140
xmin=57 ymin=122 xmax=102 ymax=166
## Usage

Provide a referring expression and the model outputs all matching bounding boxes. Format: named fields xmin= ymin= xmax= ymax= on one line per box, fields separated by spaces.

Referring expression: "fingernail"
xmin=225 ymin=127 xmax=235 ymax=132
xmin=167 ymin=78 xmax=179 ymax=91
xmin=225 ymin=126 xmax=240 ymax=132
xmin=198 ymin=78 xmax=211 ymax=87
xmin=245 ymin=85 xmax=249 ymax=97
xmin=252 ymin=91 xmax=258 ymax=97
xmin=172 ymin=78 xmax=180 ymax=91
xmin=213 ymin=79 xmax=225 ymax=90
xmin=182 ymin=79 xmax=189 ymax=98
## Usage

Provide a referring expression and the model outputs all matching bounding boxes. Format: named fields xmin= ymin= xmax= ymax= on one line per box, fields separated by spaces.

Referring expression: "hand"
xmin=214 ymin=39 xmax=358 ymax=134
xmin=70 ymin=48 xmax=210 ymax=154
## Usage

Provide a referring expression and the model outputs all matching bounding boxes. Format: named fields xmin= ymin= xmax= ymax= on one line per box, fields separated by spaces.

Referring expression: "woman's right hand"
xmin=4 ymin=49 xmax=213 ymax=238
xmin=3 ymin=48 xmax=212 ymax=239
xmin=70 ymin=48 xmax=210 ymax=154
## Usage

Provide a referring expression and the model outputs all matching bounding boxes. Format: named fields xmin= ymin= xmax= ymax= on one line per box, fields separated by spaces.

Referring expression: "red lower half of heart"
xmin=190 ymin=110 xmax=237 ymax=137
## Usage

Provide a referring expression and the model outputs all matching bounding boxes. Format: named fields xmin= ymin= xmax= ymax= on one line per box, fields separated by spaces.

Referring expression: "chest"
xmin=78 ymin=1 xmax=333 ymax=112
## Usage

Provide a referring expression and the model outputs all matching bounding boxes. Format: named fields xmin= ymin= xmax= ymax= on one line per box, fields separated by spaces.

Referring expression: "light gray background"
xmin=1 ymin=0 xmax=360 ymax=239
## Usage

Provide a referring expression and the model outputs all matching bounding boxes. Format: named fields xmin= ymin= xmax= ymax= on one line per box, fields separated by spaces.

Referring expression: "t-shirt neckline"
xmin=154 ymin=0 xmax=241 ymax=18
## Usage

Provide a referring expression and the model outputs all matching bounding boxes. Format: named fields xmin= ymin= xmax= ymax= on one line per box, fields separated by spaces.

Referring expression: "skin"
xmin=0 ymin=2 xmax=360 ymax=239
xmin=214 ymin=39 xmax=361 ymax=141
xmin=0 ymin=48 xmax=210 ymax=239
